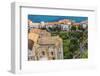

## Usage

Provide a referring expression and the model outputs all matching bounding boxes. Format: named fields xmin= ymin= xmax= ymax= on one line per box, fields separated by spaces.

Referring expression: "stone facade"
xmin=28 ymin=29 xmax=63 ymax=60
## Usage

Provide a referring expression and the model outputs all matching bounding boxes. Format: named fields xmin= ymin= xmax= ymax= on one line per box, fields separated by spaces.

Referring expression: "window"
xmin=42 ymin=51 xmax=45 ymax=55
xmin=51 ymin=52 xmax=54 ymax=55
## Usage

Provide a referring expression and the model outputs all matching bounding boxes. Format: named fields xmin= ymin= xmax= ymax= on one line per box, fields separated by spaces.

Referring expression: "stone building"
xmin=28 ymin=29 xmax=63 ymax=60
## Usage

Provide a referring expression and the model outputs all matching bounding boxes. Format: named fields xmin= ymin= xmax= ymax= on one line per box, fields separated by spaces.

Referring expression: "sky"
xmin=28 ymin=14 xmax=88 ymax=23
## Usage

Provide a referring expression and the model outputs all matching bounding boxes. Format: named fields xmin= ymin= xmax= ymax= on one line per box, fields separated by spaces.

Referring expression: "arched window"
xmin=42 ymin=51 xmax=45 ymax=56
xmin=51 ymin=51 xmax=54 ymax=55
